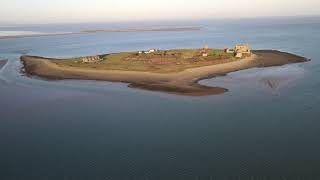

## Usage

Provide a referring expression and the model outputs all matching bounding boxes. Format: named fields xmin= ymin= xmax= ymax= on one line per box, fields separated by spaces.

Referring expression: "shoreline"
xmin=21 ymin=50 xmax=308 ymax=96
xmin=0 ymin=27 xmax=201 ymax=39
xmin=0 ymin=59 xmax=8 ymax=69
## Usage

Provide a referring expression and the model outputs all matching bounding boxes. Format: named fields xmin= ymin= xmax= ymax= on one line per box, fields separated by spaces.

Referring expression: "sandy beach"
xmin=21 ymin=50 xmax=308 ymax=96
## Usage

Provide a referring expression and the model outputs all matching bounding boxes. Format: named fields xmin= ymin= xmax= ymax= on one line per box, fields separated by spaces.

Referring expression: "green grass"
xmin=52 ymin=49 xmax=236 ymax=73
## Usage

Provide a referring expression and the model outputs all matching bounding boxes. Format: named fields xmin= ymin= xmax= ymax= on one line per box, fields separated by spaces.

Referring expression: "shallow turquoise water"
xmin=0 ymin=17 xmax=320 ymax=179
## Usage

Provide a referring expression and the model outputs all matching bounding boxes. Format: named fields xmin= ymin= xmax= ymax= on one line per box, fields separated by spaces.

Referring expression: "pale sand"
xmin=21 ymin=50 xmax=308 ymax=96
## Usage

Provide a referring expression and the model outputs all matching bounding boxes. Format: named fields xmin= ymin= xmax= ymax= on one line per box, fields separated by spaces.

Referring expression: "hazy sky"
xmin=1 ymin=0 xmax=320 ymax=24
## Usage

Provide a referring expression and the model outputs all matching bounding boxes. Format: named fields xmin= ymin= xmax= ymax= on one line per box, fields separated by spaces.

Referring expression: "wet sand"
xmin=21 ymin=50 xmax=308 ymax=96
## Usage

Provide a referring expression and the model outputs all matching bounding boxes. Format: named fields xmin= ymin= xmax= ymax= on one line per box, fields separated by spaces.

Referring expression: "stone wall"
xmin=81 ymin=56 xmax=101 ymax=63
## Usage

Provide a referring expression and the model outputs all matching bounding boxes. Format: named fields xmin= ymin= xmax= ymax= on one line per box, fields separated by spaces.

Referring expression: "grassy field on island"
xmin=51 ymin=49 xmax=236 ymax=73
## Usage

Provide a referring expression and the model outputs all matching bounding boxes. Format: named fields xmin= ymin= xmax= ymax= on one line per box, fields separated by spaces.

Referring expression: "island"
xmin=21 ymin=45 xmax=308 ymax=96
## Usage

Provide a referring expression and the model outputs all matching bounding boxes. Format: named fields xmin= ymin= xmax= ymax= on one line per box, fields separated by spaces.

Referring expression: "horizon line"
xmin=1 ymin=14 xmax=320 ymax=26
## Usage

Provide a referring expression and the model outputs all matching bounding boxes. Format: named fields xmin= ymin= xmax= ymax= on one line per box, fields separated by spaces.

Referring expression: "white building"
xmin=148 ymin=49 xmax=157 ymax=53
xmin=139 ymin=49 xmax=158 ymax=54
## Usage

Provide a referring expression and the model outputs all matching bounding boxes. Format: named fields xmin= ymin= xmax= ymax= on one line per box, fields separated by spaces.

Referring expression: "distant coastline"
xmin=0 ymin=27 xmax=202 ymax=39
xmin=21 ymin=50 xmax=308 ymax=96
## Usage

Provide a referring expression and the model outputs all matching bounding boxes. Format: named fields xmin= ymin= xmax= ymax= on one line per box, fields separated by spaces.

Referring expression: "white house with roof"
xmin=139 ymin=49 xmax=158 ymax=54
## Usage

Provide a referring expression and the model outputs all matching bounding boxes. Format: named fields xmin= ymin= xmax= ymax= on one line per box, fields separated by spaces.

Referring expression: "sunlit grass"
xmin=52 ymin=49 xmax=236 ymax=73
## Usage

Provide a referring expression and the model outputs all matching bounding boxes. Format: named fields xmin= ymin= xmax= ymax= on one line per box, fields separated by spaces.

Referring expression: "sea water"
xmin=0 ymin=17 xmax=320 ymax=179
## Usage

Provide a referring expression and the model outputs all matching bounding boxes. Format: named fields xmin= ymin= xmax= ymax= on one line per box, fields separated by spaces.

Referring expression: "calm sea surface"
xmin=0 ymin=17 xmax=320 ymax=179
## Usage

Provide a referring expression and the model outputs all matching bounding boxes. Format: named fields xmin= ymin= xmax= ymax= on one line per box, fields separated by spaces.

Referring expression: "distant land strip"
xmin=0 ymin=27 xmax=202 ymax=39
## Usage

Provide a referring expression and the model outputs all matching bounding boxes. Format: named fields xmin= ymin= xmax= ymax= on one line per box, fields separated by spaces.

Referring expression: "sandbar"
xmin=0 ymin=27 xmax=201 ymax=39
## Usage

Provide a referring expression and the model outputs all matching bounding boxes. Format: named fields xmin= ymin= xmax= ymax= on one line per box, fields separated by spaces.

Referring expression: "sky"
xmin=1 ymin=0 xmax=320 ymax=24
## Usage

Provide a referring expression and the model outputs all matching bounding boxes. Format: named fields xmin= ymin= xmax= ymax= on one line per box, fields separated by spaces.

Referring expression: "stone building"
xmin=235 ymin=44 xmax=251 ymax=58
xmin=225 ymin=48 xmax=235 ymax=53
xmin=225 ymin=44 xmax=251 ymax=58
xmin=81 ymin=56 xmax=102 ymax=63
xmin=200 ymin=44 xmax=209 ymax=57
